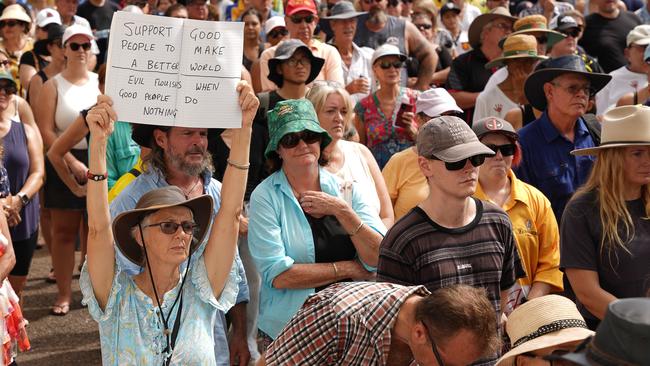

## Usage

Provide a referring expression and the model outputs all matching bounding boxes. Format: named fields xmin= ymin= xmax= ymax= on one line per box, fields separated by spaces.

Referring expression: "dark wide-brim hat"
xmin=112 ymin=186 xmax=214 ymax=266
xmin=524 ymin=55 xmax=611 ymax=111
xmin=323 ymin=1 xmax=366 ymax=19
xmin=131 ymin=123 xmax=221 ymax=148
xmin=468 ymin=6 xmax=517 ymax=49
xmin=268 ymin=39 xmax=325 ymax=88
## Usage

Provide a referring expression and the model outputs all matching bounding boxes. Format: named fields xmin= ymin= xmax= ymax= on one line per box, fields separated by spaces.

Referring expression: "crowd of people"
xmin=0 ymin=0 xmax=646 ymax=364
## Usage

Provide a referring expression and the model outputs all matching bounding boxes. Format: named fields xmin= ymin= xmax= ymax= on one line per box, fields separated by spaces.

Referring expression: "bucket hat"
xmin=415 ymin=87 xmax=462 ymax=117
xmin=546 ymin=298 xmax=650 ymax=366
xmin=468 ymin=6 xmax=517 ymax=49
xmin=265 ymin=99 xmax=332 ymax=158
xmin=0 ymin=4 xmax=32 ymax=24
xmin=267 ymin=39 xmax=325 ymax=88
xmin=524 ymin=55 xmax=611 ymax=110
xmin=416 ymin=116 xmax=495 ymax=161
xmin=572 ymin=105 xmax=650 ymax=155
xmin=323 ymin=1 xmax=366 ymax=19
xmin=112 ymin=186 xmax=214 ymax=266
xmin=500 ymin=15 xmax=565 ymax=49
xmin=496 ymin=295 xmax=594 ymax=366
xmin=486 ymin=34 xmax=547 ymax=69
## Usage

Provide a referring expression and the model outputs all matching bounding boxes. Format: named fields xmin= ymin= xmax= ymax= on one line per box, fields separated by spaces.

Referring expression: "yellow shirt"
xmin=108 ymin=159 xmax=143 ymax=203
xmin=474 ymin=170 xmax=563 ymax=293
xmin=381 ymin=147 xmax=428 ymax=220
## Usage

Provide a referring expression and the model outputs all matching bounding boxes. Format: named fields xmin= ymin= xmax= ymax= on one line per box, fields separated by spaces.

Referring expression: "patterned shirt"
xmin=264 ymin=282 xmax=429 ymax=366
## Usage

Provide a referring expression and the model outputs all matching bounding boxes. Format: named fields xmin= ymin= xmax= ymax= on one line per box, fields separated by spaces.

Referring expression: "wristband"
xmin=86 ymin=170 xmax=108 ymax=182
xmin=332 ymin=262 xmax=338 ymax=280
xmin=350 ymin=222 xmax=364 ymax=236
xmin=227 ymin=159 xmax=250 ymax=170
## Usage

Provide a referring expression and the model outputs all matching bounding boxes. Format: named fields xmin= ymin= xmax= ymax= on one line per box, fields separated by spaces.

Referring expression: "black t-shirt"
xmin=560 ymin=190 xmax=650 ymax=329
xmin=579 ymin=11 xmax=641 ymax=73
xmin=446 ymin=48 xmax=493 ymax=122
xmin=19 ymin=50 xmax=48 ymax=71
xmin=77 ymin=0 xmax=119 ymax=66
xmin=307 ymin=214 xmax=357 ymax=291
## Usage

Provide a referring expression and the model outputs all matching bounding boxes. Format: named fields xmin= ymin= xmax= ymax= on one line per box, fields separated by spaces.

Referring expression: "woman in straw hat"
xmin=79 ymin=82 xmax=258 ymax=365
xmin=561 ymin=104 xmax=650 ymax=331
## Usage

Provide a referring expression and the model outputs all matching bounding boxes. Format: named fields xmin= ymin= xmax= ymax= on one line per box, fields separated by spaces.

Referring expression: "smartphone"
xmin=395 ymin=103 xmax=414 ymax=128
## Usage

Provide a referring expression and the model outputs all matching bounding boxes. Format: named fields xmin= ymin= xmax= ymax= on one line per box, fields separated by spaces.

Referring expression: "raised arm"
xmin=85 ymin=95 xmax=118 ymax=310
xmin=203 ymin=81 xmax=258 ymax=299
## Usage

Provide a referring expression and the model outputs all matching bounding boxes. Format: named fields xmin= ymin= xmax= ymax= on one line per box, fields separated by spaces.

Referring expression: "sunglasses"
xmin=378 ymin=60 xmax=403 ymax=69
xmin=268 ymin=28 xmax=288 ymax=38
xmin=415 ymin=23 xmax=433 ymax=30
xmin=279 ymin=130 xmax=322 ymax=149
xmin=144 ymin=221 xmax=198 ymax=235
xmin=430 ymin=155 xmax=486 ymax=171
xmin=68 ymin=42 xmax=92 ymax=51
xmin=0 ymin=20 xmax=21 ymax=28
xmin=560 ymin=28 xmax=581 ymax=38
xmin=290 ymin=14 xmax=315 ymax=24
xmin=0 ymin=83 xmax=15 ymax=95
xmin=485 ymin=143 xmax=516 ymax=156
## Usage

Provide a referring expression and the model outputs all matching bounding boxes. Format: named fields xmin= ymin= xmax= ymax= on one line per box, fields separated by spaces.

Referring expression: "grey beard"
xmin=367 ymin=7 xmax=387 ymax=26
xmin=169 ymin=150 xmax=214 ymax=177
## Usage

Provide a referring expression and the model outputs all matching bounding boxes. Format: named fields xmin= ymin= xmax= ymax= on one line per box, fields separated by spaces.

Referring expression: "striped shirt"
xmin=264 ymin=282 xmax=429 ymax=366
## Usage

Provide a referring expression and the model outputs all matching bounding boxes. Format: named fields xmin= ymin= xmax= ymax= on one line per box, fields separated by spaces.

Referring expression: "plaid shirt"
xmin=264 ymin=282 xmax=430 ymax=366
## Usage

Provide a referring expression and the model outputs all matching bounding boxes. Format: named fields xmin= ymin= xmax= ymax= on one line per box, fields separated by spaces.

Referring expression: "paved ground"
xmin=16 ymin=247 xmax=101 ymax=366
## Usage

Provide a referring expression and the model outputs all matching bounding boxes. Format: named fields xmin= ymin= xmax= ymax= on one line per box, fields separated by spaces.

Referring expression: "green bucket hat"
xmin=265 ymin=99 xmax=332 ymax=158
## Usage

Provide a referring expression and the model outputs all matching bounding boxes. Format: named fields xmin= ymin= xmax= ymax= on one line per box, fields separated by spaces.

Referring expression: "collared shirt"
xmin=248 ymin=167 xmax=386 ymax=339
xmin=514 ymin=111 xmax=596 ymax=222
xmin=265 ymin=282 xmax=429 ymax=366
xmin=109 ymin=168 xmax=249 ymax=366
xmin=635 ymin=5 xmax=650 ymax=24
xmin=474 ymin=170 xmax=563 ymax=311
xmin=518 ymin=1 xmax=574 ymax=18
xmin=258 ymin=38 xmax=345 ymax=92
xmin=338 ymin=42 xmax=374 ymax=103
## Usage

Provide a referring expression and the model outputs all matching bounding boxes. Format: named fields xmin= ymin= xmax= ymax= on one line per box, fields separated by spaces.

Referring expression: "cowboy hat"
xmin=572 ymin=105 xmax=650 ymax=155
xmin=112 ymin=186 xmax=213 ymax=266
xmin=496 ymin=295 xmax=594 ymax=366
xmin=499 ymin=15 xmax=566 ymax=49
xmin=524 ymin=55 xmax=611 ymax=110
xmin=485 ymin=34 xmax=547 ymax=69
xmin=468 ymin=6 xmax=517 ymax=49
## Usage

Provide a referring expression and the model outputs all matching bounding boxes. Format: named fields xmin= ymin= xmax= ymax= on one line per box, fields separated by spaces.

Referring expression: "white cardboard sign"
xmin=105 ymin=12 xmax=243 ymax=128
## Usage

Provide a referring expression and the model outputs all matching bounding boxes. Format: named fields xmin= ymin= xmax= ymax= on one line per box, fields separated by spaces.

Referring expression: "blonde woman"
xmin=561 ymin=105 xmax=650 ymax=330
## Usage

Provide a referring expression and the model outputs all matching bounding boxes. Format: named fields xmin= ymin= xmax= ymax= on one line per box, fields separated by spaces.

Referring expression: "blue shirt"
xmin=248 ymin=168 xmax=386 ymax=339
xmin=514 ymin=111 xmax=596 ymax=221
xmin=109 ymin=168 xmax=249 ymax=366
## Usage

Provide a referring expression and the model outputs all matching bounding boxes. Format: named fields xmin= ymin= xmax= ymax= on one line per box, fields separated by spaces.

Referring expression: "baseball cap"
xmin=549 ymin=14 xmax=578 ymax=32
xmin=285 ymin=0 xmax=317 ymax=16
xmin=416 ymin=88 xmax=462 ymax=117
xmin=627 ymin=24 xmax=650 ymax=47
xmin=264 ymin=16 xmax=286 ymax=35
xmin=440 ymin=2 xmax=461 ymax=16
xmin=472 ymin=117 xmax=518 ymax=140
xmin=35 ymin=8 xmax=61 ymax=28
xmin=371 ymin=44 xmax=406 ymax=65
xmin=62 ymin=24 xmax=94 ymax=45
xmin=416 ymin=116 xmax=495 ymax=162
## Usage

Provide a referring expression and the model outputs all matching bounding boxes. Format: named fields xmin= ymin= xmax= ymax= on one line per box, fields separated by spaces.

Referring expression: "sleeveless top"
xmin=334 ymin=140 xmax=381 ymax=215
xmin=26 ymin=69 xmax=48 ymax=104
xmin=3 ymin=119 xmax=39 ymax=240
xmin=53 ymin=73 xmax=100 ymax=150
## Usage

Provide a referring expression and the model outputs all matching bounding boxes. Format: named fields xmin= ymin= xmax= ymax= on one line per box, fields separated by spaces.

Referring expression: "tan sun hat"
xmin=500 ymin=15 xmax=565 ymax=49
xmin=0 ymin=4 xmax=32 ymax=24
xmin=468 ymin=6 xmax=517 ymax=49
xmin=485 ymin=34 xmax=547 ymax=69
xmin=572 ymin=105 xmax=650 ymax=155
xmin=496 ymin=295 xmax=594 ymax=366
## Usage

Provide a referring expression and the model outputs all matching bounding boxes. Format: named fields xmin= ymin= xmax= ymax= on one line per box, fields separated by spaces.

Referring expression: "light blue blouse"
xmin=248 ymin=167 xmax=386 ymax=339
xmin=80 ymin=246 xmax=241 ymax=365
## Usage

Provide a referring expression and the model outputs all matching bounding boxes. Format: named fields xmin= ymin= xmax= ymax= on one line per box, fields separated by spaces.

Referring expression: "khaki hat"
xmin=496 ymin=295 xmax=594 ymax=366
xmin=485 ymin=34 xmax=547 ymax=69
xmin=0 ymin=4 xmax=32 ymax=24
xmin=572 ymin=105 xmax=650 ymax=155
xmin=468 ymin=6 xmax=517 ymax=49
xmin=501 ymin=15 xmax=565 ymax=49
xmin=626 ymin=24 xmax=650 ymax=46
xmin=416 ymin=116 xmax=494 ymax=161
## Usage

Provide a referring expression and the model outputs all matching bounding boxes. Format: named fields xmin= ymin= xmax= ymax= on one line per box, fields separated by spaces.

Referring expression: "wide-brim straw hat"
xmin=468 ymin=6 xmax=517 ymax=49
xmin=112 ymin=186 xmax=213 ymax=266
xmin=0 ymin=4 xmax=32 ymax=24
xmin=486 ymin=34 xmax=547 ymax=69
xmin=498 ymin=15 xmax=565 ymax=49
xmin=496 ymin=295 xmax=594 ymax=366
xmin=524 ymin=55 xmax=611 ymax=110
xmin=572 ymin=105 xmax=650 ymax=155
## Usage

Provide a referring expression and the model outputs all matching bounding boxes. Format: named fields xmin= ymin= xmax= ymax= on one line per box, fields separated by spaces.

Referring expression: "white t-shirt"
xmin=473 ymin=84 xmax=519 ymax=123
xmin=461 ymin=4 xmax=482 ymax=33
xmin=595 ymin=66 xmax=647 ymax=115
xmin=483 ymin=67 xmax=509 ymax=93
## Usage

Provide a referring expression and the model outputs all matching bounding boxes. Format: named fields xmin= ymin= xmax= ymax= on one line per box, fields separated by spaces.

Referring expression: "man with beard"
xmin=353 ymin=0 xmax=437 ymax=90
xmin=110 ymin=122 xmax=252 ymax=366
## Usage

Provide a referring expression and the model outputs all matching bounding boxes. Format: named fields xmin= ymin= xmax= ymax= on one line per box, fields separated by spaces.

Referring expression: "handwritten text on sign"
xmin=105 ymin=12 xmax=243 ymax=128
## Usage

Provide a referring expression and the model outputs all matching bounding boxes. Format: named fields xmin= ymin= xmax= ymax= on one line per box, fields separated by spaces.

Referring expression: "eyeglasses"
xmin=429 ymin=154 xmax=486 ymax=171
xmin=485 ymin=143 xmax=516 ymax=156
xmin=144 ymin=221 xmax=198 ymax=235
xmin=279 ymin=130 xmax=322 ymax=148
xmin=290 ymin=14 xmax=315 ymax=24
xmin=0 ymin=82 xmax=16 ymax=95
xmin=378 ymin=60 xmax=403 ymax=69
xmin=535 ymin=35 xmax=547 ymax=44
xmin=560 ymin=28 xmax=581 ymax=38
xmin=285 ymin=57 xmax=310 ymax=67
xmin=421 ymin=322 xmax=445 ymax=366
xmin=68 ymin=42 xmax=92 ymax=51
xmin=551 ymin=82 xmax=594 ymax=96
xmin=492 ymin=22 xmax=511 ymax=31
xmin=0 ymin=20 xmax=21 ymax=28
xmin=268 ymin=27 xmax=288 ymax=38
xmin=415 ymin=23 xmax=433 ymax=30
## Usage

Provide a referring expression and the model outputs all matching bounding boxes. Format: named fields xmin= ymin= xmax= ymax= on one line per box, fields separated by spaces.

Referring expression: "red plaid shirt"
xmin=264 ymin=282 xmax=430 ymax=365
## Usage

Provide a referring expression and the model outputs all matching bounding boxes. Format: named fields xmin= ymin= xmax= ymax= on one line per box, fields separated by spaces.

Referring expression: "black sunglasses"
xmin=430 ymin=155 xmax=486 ymax=171
xmin=290 ymin=14 xmax=315 ymax=24
xmin=378 ymin=60 xmax=403 ymax=69
xmin=0 ymin=20 xmax=21 ymax=28
xmin=560 ymin=28 xmax=581 ymax=38
xmin=415 ymin=23 xmax=433 ymax=30
xmin=144 ymin=221 xmax=198 ymax=235
xmin=268 ymin=27 xmax=288 ymax=38
xmin=0 ymin=82 xmax=16 ymax=96
xmin=279 ymin=130 xmax=322 ymax=149
xmin=485 ymin=143 xmax=516 ymax=157
xmin=422 ymin=322 xmax=445 ymax=366
xmin=68 ymin=42 xmax=92 ymax=51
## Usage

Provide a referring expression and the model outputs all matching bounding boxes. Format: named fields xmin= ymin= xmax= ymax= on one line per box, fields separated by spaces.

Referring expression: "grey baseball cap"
xmin=417 ymin=116 xmax=495 ymax=162
xmin=472 ymin=117 xmax=518 ymax=140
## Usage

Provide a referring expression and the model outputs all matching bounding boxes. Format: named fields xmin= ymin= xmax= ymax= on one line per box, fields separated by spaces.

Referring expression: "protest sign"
xmin=105 ymin=12 xmax=243 ymax=128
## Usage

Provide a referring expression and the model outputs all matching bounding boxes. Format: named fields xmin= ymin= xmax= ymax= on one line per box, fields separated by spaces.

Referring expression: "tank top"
xmin=26 ymin=70 xmax=48 ymax=104
xmin=53 ymin=73 xmax=100 ymax=150
xmin=334 ymin=140 xmax=381 ymax=215
xmin=3 ymin=120 xmax=39 ymax=240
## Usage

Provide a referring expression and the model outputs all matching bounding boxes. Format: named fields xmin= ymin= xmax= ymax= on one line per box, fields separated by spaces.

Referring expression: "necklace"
xmin=181 ymin=178 xmax=201 ymax=198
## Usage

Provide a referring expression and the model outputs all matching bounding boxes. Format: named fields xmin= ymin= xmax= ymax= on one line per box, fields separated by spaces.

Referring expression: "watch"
xmin=17 ymin=192 xmax=29 ymax=207
xmin=86 ymin=170 xmax=108 ymax=182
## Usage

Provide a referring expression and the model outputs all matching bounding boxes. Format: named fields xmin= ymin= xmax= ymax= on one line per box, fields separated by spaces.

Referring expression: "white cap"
xmin=415 ymin=88 xmax=463 ymax=117
xmin=62 ymin=23 xmax=95 ymax=45
xmin=122 ymin=5 xmax=144 ymax=13
xmin=264 ymin=16 xmax=286 ymax=35
xmin=627 ymin=24 xmax=650 ymax=47
xmin=371 ymin=44 xmax=406 ymax=65
xmin=35 ymin=8 xmax=61 ymax=28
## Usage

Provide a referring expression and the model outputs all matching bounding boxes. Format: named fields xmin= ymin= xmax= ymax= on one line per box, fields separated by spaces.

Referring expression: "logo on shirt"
xmin=493 ymin=104 xmax=503 ymax=114
xmin=631 ymin=80 xmax=639 ymax=89
xmin=456 ymin=263 xmax=472 ymax=273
